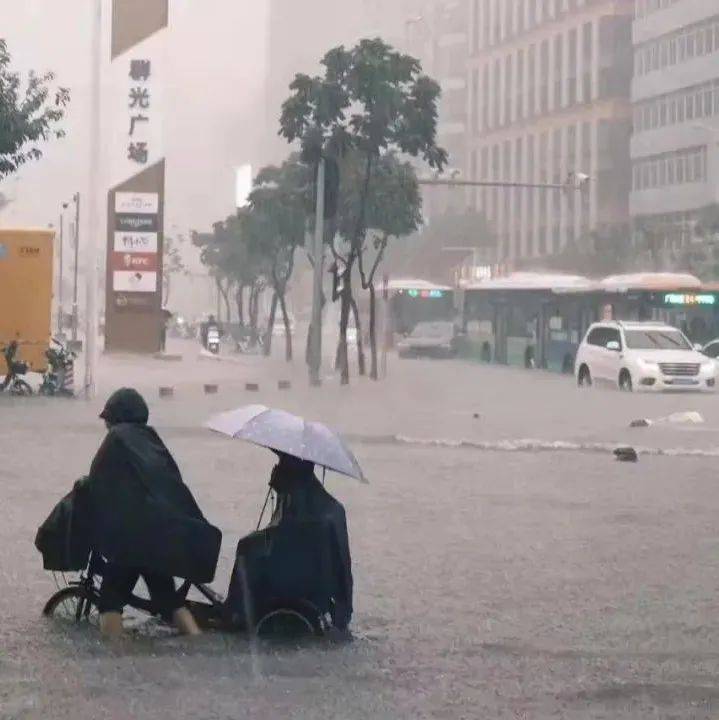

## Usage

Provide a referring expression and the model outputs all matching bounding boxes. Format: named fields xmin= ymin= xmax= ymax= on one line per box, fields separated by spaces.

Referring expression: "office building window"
xmin=494 ymin=59 xmax=501 ymax=128
xmin=528 ymin=45 xmax=536 ymax=116
xmin=634 ymin=80 xmax=719 ymax=134
xmin=554 ymin=34 xmax=563 ymax=109
xmin=516 ymin=50 xmax=525 ymax=120
xmin=505 ymin=54 xmax=513 ymax=125
xmin=633 ymin=147 xmax=707 ymax=190
xmin=540 ymin=40 xmax=549 ymax=114
xmin=568 ymin=28 xmax=577 ymax=106
xmin=635 ymin=17 xmax=719 ymax=77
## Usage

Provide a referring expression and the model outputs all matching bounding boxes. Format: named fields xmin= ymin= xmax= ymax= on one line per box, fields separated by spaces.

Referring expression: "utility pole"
xmin=309 ymin=158 xmax=325 ymax=387
xmin=72 ymin=192 xmax=80 ymax=342
xmin=57 ymin=207 xmax=65 ymax=336
xmin=84 ymin=0 xmax=102 ymax=399
xmin=380 ymin=273 xmax=389 ymax=379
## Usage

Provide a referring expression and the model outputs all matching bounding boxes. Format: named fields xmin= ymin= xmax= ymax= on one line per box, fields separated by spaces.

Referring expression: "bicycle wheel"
xmin=43 ymin=586 xmax=99 ymax=626
xmin=11 ymin=379 xmax=33 ymax=396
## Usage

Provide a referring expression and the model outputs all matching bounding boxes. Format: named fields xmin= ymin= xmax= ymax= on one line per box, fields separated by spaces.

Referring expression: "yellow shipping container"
xmin=0 ymin=229 xmax=54 ymax=372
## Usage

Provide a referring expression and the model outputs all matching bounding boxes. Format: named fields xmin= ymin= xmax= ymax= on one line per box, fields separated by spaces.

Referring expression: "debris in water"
xmin=629 ymin=411 xmax=704 ymax=428
xmin=614 ymin=447 xmax=638 ymax=463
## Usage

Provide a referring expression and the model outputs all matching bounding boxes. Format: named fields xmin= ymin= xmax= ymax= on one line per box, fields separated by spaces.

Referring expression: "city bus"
xmin=599 ymin=273 xmax=719 ymax=345
xmin=459 ymin=273 xmax=599 ymax=372
xmin=387 ymin=278 xmax=456 ymax=339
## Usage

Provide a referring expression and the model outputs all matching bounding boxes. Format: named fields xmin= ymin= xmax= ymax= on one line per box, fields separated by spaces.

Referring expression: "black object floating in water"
xmin=614 ymin=447 xmax=638 ymax=463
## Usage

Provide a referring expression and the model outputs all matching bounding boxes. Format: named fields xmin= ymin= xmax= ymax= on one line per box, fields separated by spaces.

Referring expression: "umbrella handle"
xmin=256 ymin=487 xmax=273 ymax=531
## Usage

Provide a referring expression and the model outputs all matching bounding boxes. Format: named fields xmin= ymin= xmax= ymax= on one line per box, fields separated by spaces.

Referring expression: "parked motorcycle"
xmin=39 ymin=338 xmax=76 ymax=397
xmin=1 ymin=341 xmax=33 ymax=396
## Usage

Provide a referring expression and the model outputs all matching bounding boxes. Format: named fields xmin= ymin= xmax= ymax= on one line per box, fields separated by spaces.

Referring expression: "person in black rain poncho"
xmin=269 ymin=455 xmax=353 ymax=633
xmin=226 ymin=453 xmax=353 ymax=637
xmin=36 ymin=388 xmax=221 ymax=639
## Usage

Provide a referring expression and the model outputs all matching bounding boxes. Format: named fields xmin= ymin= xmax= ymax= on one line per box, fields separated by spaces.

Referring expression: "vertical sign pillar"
xmin=105 ymin=0 xmax=168 ymax=353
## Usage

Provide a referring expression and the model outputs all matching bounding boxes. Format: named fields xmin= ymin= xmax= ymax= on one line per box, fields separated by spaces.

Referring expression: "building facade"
xmin=630 ymin=0 xmax=719 ymax=252
xmin=467 ymin=0 xmax=633 ymax=263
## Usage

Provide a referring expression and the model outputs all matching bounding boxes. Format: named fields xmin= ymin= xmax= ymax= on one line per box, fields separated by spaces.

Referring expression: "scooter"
xmin=207 ymin=326 xmax=221 ymax=355
xmin=1 ymin=341 xmax=33 ymax=396
xmin=39 ymin=338 xmax=76 ymax=397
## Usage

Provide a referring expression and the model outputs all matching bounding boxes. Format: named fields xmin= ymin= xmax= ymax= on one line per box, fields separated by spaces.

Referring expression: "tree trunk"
xmin=278 ymin=292 xmax=293 ymax=362
xmin=163 ymin=274 xmax=170 ymax=307
xmin=235 ymin=285 xmax=245 ymax=328
xmin=350 ymin=295 xmax=365 ymax=377
xmin=264 ymin=292 xmax=278 ymax=356
xmin=217 ymin=279 xmax=231 ymax=323
xmin=337 ymin=266 xmax=352 ymax=385
xmin=369 ymin=283 xmax=379 ymax=380
xmin=249 ymin=285 xmax=259 ymax=345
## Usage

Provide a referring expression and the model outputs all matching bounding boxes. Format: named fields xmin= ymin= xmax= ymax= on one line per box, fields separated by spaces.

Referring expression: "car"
xmin=397 ymin=321 xmax=457 ymax=359
xmin=575 ymin=321 xmax=717 ymax=392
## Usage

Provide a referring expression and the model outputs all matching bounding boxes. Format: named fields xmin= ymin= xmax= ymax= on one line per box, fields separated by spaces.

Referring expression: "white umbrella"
xmin=205 ymin=405 xmax=368 ymax=483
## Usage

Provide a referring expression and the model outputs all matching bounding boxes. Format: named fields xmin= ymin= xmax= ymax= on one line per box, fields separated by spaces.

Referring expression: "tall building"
xmin=467 ymin=0 xmax=634 ymax=263
xmin=406 ymin=0 xmax=471 ymax=218
xmin=630 ymin=0 xmax=719 ymax=253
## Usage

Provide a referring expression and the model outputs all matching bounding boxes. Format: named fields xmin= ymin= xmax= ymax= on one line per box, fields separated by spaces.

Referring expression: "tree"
xmin=162 ymin=235 xmax=188 ymax=307
xmin=338 ymin=151 xmax=422 ymax=379
xmin=0 ymin=40 xmax=70 ymax=179
xmin=280 ymin=38 xmax=447 ymax=384
xmin=245 ymin=156 xmax=310 ymax=361
xmin=192 ymin=214 xmax=265 ymax=331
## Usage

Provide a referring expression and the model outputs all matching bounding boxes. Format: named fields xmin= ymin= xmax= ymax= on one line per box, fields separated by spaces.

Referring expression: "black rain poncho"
xmin=36 ymin=388 xmax=221 ymax=584
xmin=225 ymin=457 xmax=353 ymax=630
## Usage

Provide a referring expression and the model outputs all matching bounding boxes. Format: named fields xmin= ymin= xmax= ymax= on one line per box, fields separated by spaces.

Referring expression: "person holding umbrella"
xmin=268 ymin=453 xmax=353 ymax=632
xmin=206 ymin=405 xmax=365 ymax=637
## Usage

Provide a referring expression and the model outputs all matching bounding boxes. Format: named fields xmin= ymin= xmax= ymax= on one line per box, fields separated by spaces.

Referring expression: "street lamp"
xmin=418 ymin=170 xmax=591 ymax=193
xmin=71 ymin=192 xmax=80 ymax=342
xmin=57 ymin=201 xmax=70 ymax=337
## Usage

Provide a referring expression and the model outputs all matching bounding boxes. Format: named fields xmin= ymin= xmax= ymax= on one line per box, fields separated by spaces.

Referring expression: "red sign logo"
xmin=111 ymin=252 xmax=157 ymax=271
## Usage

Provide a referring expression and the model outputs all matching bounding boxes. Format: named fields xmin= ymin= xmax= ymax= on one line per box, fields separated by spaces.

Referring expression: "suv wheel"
xmin=577 ymin=365 xmax=592 ymax=387
xmin=619 ymin=370 xmax=633 ymax=392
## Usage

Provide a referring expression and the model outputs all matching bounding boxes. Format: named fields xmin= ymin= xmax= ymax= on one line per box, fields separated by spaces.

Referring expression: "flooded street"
xmin=3 ymin=352 xmax=719 ymax=718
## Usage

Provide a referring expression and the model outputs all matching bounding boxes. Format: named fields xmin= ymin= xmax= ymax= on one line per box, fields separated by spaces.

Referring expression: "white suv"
xmin=575 ymin=321 xmax=717 ymax=392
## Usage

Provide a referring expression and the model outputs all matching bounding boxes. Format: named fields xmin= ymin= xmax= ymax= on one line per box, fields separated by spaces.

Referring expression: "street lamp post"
xmin=57 ymin=204 xmax=67 ymax=336
xmin=83 ymin=0 xmax=102 ymax=399
xmin=71 ymin=192 xmax=80 ymax=342
xmin=309 ymin=158 xmax=326 ymax=388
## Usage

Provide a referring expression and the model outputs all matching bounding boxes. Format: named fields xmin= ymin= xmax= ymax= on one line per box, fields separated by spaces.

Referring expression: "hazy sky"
xmin=0 ymin=0 xmax=269 ymax=235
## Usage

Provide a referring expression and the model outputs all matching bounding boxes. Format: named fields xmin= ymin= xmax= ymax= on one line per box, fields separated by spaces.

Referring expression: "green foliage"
xmin=280 ymin=38 xmax=447 ymax=175
xmin=0 ymin=40 xmax=70 ymax=178
xmin=280 ymin=37 xmax=447 ymax=382
xmin=245 ymin=155 xmax=310 ymax=287
xmin=337 ymin=151 xmax=422 ymax=253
